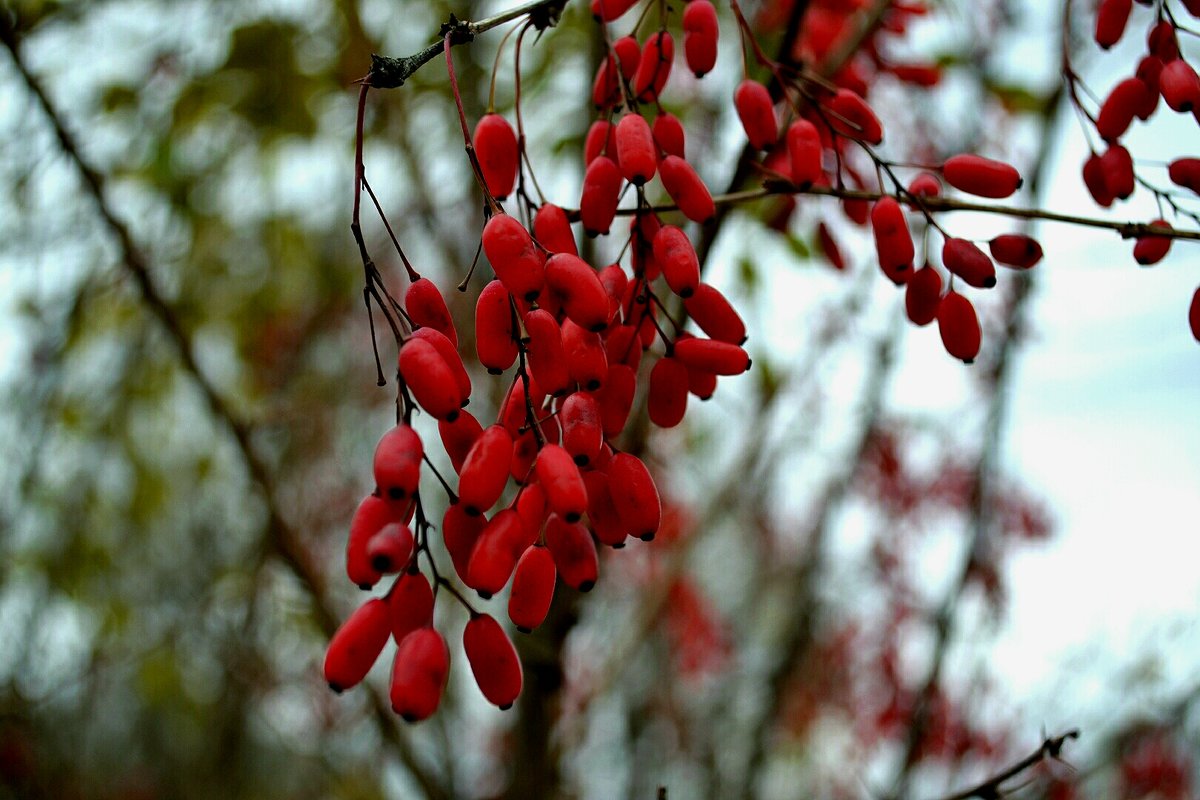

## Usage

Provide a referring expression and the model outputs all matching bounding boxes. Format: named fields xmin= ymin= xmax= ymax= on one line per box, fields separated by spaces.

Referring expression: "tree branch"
xmin=931 ymin=729 xmax=1080 ymax=800
xmin=584 ymin=181 xmax=1200 ymax=241
xmin=367 ymin=0 xmax=569 ymax=88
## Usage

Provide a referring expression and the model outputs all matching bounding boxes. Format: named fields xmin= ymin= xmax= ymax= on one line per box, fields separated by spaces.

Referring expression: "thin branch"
xmin=581 ymin=182 xmax=1200 ymax=241
xmin=0 ymin=19 xmax=448 ymax=800
xmin=367 ymin=0 xmax=569 ymax=89
xmin=930 ymin=729 xmax=1080 ymax=800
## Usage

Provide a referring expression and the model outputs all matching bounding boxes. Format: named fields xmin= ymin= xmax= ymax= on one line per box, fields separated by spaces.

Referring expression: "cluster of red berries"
xmin=1086 ymin=0 xmax=1200 ymax=339
xmin=326 ymin=0 xmax=756 ymax=721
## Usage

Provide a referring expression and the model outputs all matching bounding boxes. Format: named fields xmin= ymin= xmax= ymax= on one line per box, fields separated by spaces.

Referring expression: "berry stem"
xmin=444 ymin=34 xmax=505 ymax=216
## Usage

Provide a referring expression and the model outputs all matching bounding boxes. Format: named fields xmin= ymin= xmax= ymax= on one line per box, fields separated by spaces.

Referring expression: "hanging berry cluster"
xmin=328 ymin=0 xmax=754 ymax=721
xmin=329 ymin=0 xmax=1200 ymax=723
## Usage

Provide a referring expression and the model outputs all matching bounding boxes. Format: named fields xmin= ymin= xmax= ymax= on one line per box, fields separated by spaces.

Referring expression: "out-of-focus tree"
xmin=0 ymin=1 xmax=1197 ymax=799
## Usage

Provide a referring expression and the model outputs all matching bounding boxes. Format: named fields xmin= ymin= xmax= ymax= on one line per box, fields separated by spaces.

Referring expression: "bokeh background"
xmin=0 ymin=0 xmax=1197 ymax=798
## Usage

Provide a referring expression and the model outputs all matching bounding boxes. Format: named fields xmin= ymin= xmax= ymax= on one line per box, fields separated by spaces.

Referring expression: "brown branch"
xmin=931 ymin=729 xmax=1080 ymax=800
xmin=578 ymin=182 xmax=1200 ymax=241
xmin=0 ymin=17 xmax=448 ymax=800
xmin=367 ymin=0 xmax=569 ymax=89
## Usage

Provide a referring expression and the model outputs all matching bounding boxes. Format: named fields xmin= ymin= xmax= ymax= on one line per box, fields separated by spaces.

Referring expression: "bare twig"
xmin=573 ymin=182 xmax=1200 ymax=241
xmin=367 ymin=0 xmax=569 ymax=89
xmin=930 ymin=729 xmax=1080 ymax=800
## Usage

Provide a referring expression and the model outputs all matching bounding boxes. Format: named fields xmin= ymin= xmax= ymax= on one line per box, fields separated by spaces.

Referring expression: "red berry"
xmin=584 ymin=120 xmax=617 ymax=165
xmin=648 ymin=356 xmax=689 ymax=428
xmin=346 ymin=494 xmax=393 ymax=589
xmin=682 ymin=0 xmax=718 ymax=78
xmin=389 ymin=628 xmax=450 ymax=722
xmin=583 ymin=470 xmax=628 ymax=547
xmin=605 ymin=322 xmax=644 ymax=371
xmin=325 ymin=598 xmax=391 ymax=693
xmin=458 ymin=425 xmax=514 ymax=515
xmin=988 ymin=235 xmax=1043 ymax=269
xmin=591 ymin=0 xmax=639 ymax=22
xmin=827 ymin=89 xmax=883 ymax=145
xmin=499 ymin=372 xmax=544 ymax=437
xmin=1100 ymin=144 xmax=1135 ymax=200
xmin=534 ymin=203 xmax=578 ymax=256
xmin=907 ymin=172 xmax=941 ymax=198
xmin=613 ymin=36 xmax=641 ymax=83
xmin=684 ymin=283 xmax=746 ymax=344
xmin=463 ymin=614 xmax=523 ymax=709
xmin=786 ymin=119 xmax=823 ymax=186
xmin=482 ymin=214 xmax=545 ymax=301
xmin=936 ymin=291 xmax=982 ymax=364
xmin=659 ymin=155 xmax=715 ymax=223
xmin=818 ymin=222 xmax=846 ymax=270
xmin=889 ymin=63 xmax=941 ymax=86
xmin=466 ymin=509 xmax=527 ymax=598
xmin=544 ymin=514 xmax=599 ymax=591
xmin=1094 ymin=0 xmax=1132 ymax=49
xmin=1083 ymin=152 xmax=1115 ymax=207
xmin=652 ymin=225 xmax=701 ymax=298
xmin=442 ymin=503 xmax=486 ymax=582
xmin=580 ymin=156 xmax=623 ymax=237
xmin=410 ymin=326 xmax=470 ymax=406
xmin=672 ymin=338 xmax=750 ymax=375
xmin=439 ymin=410 xmax=484 ymax=474
xmin=405 ymin=278 xmax=458 ymax=348
xmin=1168 ymin=157 xmax=1200 ymax=194
xmin=475 ymin=279 xmax=518 ymax=374
xmin=871 ymin=196 xmax=914 ymax=282
xmin=1189 ymin=287 xmax=1200 ymax=342
xmin=686 ymin=363 xmax=718 ymax=400
xmin=374 ymin=425 xmax=423 ymax=506
xmin=562 ymin=319 xmax=609 ymax=391
xmin=607 ymin=452 xmax=661 ymax=541
xmin=1132 ymin=220 xmax=1173 ymax=265
xmin=398 ymin=337 xmax=461 ymax=422
xmin=942 ymin=237 xmax=996 ymax=289
xmin=941 ymin=154 xmax=1022 ymax=199
xmin=387 ymin=569 xmax=434 ymax=645
xmin=535 ymin=444 xmax=588 ymax=523
xmin=545 ymin=253 xmax=612 ymax=333
xmin=734 ymin=80 xmax=777 ymax=150
xmin=366 ymin=522 xmax=415 ymax=574
xmin=591 ymin=36 xmax=640 ymax=108
xmin=524 ymin=309 xmax=573 ymax=397
xmin=598 ymin=263 xmax=628 ymax=319
xmin=509 ymin=545 xmax=557 ymax=631
xmin=509 ymin=484 xmax=544 ymax=546
xmin=560 ymin=392 xmax=604 ymax=466
xmin=596 ymin=363 xmax=637 ymax=437
xmin=616 ymin=113 xmax=658 ymax=185
xmin=653 ymin=113 xmax=686 ymax=159
xmin=904 ymin=265 xmax=942 ymax=327
xmin=1147 ymin=21 xmax=1180 ymax=62
xmin=1097 ymin=77 xmax=1151 ymax=141
xmin=474 ymin=114 xmax=518 ymax=201
xmin=633 ymin=31 xmax=674 ymax=102
xmin=1160 ymin=59 xmax=1200 ymax=113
